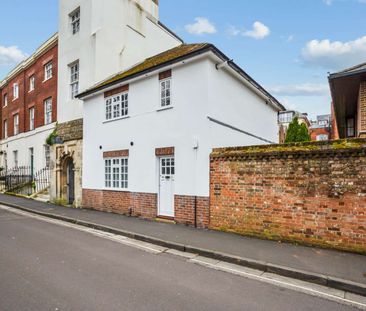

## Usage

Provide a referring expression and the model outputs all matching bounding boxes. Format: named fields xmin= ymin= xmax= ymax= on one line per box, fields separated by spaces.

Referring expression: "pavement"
xmin=0 ymin=207 xmax=360 ymax=311
xmin=0 ymin=193 xmax=365 ymax=297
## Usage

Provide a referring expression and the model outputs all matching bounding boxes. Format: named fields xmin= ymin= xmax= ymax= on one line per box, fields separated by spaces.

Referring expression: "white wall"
xmin=58 ymin=0 xmax=181 ymax=123
xmin=83 ymin=56 xmax=280 ymax=199
xmin=0 ymin=123 xmax=55 ymax=171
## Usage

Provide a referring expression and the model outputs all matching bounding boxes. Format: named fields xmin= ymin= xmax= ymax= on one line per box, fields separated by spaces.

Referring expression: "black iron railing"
xmin=0 ymin=166 xmax=50 ymax=195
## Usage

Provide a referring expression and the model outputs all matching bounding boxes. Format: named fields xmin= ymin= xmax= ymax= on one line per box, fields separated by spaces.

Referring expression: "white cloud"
xmin=267 ymin=83 xmax=329 ymax=97
xmin=301 ymin=36 xmax=366 ymax=70
xmin=243 ymin=21 xmax=270 ymax=40
xmin=227 ymin=21 xmax=270 ymax=40
xmin=185 ymin=17 xmax=216 ymax=35
xmin=323 ymin=0 xmax=334 ymax=5
xmin=0 ymin=45 xmax=27 ymax=66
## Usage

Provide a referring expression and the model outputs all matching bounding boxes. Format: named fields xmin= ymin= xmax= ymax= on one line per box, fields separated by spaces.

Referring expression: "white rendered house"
xmin=52 ymin=0 xmax=182 ymax=206
xmin=78 ymin=44 xmax=284 ymax=227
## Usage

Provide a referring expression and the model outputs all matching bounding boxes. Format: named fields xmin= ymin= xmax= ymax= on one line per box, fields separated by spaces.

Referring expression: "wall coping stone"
xmin=211 ymin=139 xmax=366 ymax=160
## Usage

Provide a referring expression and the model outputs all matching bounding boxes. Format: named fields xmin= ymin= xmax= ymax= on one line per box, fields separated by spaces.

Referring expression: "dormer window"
xmin=70 ymin=8 xmax=80 ymax=35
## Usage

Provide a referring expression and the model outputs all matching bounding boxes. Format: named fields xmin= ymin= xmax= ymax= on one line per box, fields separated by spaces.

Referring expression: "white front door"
xmin=158 ymin=156 xmax=175 ymax=217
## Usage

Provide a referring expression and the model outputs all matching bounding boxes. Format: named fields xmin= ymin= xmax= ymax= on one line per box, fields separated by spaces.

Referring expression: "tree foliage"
xmin=285 ymin=117 xmax=311 ymax=143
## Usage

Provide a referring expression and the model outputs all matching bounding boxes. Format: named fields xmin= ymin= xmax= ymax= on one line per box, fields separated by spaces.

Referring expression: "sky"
xmin=0 ymin=0 xmax=366 ymax=119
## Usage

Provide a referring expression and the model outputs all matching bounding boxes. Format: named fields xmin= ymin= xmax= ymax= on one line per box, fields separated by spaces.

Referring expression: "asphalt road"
xmin=0 ymin=208 xmax=359 ymax=311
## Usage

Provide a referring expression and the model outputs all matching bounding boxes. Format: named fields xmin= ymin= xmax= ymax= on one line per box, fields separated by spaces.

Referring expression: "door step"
xmin=155 ymin=216 xmax=176 ymax=224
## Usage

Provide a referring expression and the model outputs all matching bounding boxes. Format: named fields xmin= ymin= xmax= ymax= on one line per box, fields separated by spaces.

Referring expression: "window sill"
xmin=28 ymin=89 xmax=35 ymax=93
xmin=42 ymin=77 xmax=52 ymax=83
xmin=103 ymin=188 xmax=129 ymax=193
xmin=157 ymin=106 xmax=173 ymax=112
xmin=103 ymin=115 xmax=130 ymax=124
xmin=12 ymin=98 xmax=18 ymax=102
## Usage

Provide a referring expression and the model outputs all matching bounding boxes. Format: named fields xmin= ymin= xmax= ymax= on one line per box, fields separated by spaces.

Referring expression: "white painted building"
xmin=57 ymin=0 xmax=182 ymax=123
xmin=52 ymin=0 xmax=182 ymax=206
xmin=78 ymin=43 xmax=284 ymax=226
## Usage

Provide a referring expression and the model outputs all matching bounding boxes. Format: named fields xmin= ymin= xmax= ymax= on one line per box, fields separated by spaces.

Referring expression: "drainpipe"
xmin=194 ymin=195 xmax=197 ymax=228
xmin=193 ymin=136 xmax=199 ymax=228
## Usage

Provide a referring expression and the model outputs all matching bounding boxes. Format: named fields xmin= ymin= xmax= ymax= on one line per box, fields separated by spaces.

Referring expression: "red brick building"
xmin=0 ymin=34 xmax=58 ymax=171
xmin=329 ymin=62 xmax=366 ymax=138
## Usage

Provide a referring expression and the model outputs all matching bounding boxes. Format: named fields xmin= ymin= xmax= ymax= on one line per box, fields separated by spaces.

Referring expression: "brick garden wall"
xmin=210 ymin=140 xmax=366 ymax=253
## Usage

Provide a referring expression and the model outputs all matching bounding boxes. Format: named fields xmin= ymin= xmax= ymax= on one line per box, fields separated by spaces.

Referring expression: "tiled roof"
xmin=81 ymin=43 xmax=209 ymax=95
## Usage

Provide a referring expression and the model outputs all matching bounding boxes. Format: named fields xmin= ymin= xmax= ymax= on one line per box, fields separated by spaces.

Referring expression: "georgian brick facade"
xmin=0 ymin=41 xmax=58 ymax=139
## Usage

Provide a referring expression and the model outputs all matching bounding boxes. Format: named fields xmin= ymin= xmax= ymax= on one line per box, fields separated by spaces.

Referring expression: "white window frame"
xmin=69 ymin=61 xmax=79 ymax=99
xmin=105 ymin=157 xmax=128 ymax=190
xmin=44 ymin=98 xmax=52 ymax=125
xmin=13 ymin=114 xmax=19 ymax=135
xmin=3 ymin=119 xmax=7 ymax=139
xmin=44 ymin=145 xmax=51 ymax=168
xmin=44 ymin=62 xmax=53 ymax=81
xmin=160 ymin=78 xmax=172 ymax=108
xmin=13 ymin=83 xmax=19 ymax=100
xmin=3 ymin=93 xmax=8 ymax=107
xmin=29 ymin=75 xmax=35 ymax=92
xmin=105 ymin=92 xmax=129 ymax=121
xmin=70 ymin=8 xmax=80 ymax=35
xmin=13 ymin=150 xmax=18 ymax=167
xmin=29 ymin=107 xmax=35 ymax=131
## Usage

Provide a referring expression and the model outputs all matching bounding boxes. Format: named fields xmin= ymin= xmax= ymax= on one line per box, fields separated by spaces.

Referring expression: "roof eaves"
xmin=77 ymin=44 xmax=212 ymax=99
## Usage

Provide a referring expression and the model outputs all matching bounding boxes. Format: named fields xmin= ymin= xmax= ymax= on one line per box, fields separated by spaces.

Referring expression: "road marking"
xmin=1 ymin=204 xmax=366 ymax=310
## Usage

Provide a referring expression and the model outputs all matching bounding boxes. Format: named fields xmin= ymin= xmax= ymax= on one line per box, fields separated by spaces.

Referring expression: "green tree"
xmin=285 ymin=117 xmax=311 ymax=143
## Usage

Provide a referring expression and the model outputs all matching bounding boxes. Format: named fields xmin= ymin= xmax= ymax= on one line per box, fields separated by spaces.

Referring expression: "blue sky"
xmin=0 ymin=0 xmax=365 ymax=118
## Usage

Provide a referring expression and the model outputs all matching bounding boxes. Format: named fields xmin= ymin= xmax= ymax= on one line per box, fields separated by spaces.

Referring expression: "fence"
xmin=0 ymin=166 xmax=50 ymax=196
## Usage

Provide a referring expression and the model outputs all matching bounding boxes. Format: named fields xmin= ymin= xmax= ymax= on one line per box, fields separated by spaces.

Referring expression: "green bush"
xmin=285 ymin=117 xmax=311 ymax=143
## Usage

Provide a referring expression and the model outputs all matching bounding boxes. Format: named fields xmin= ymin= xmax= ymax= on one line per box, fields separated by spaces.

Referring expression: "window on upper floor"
xmin=44 ymin=62 xmax=53 ymax=81
xmin=29 ymin=76 xmax=35 ymax=92
xmin=69 ymin=61 xmax=79 ymax=99
xmin=44 ymin=98 xmax=52 ymax=125
xmin=278 ymin=111 xmax=294 ymax=124
xmin=105 ymin=157 xmax=128 ymax=189
xmin=29 ymin=107 xmax=35 ymax=131
xmin=3 ymin=93 xmax=8 ymax=107
xmin=160 ymin=78 xmax=172 ymax=108
xmin=3 ymin=119 xmax=7 ymax=139
xmin=105 ymin=92 xmax=128 ymax=121
xmin=70 ymin=8 xmax=80 ymax=35
xmin=13 ymin=114 xmax=19 ymax=135
xmin=13 ymin=83 xmax=19 ymax=100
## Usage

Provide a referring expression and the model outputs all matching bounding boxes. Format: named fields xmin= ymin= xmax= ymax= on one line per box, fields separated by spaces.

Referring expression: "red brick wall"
xmin=358 ymin=82 xmax=366 ymax=137
xmin=82 ymin=189 xmax=209 ymax=228
xmin=175 ymin=195 xmax=209 ymax=228
xmin=210 ymin=140 xmax=366 ymax=253
xmin=0 ymin=42 xmax=58 ymax=138
xmin=82 ymin=189 xmax=157 ymax=219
